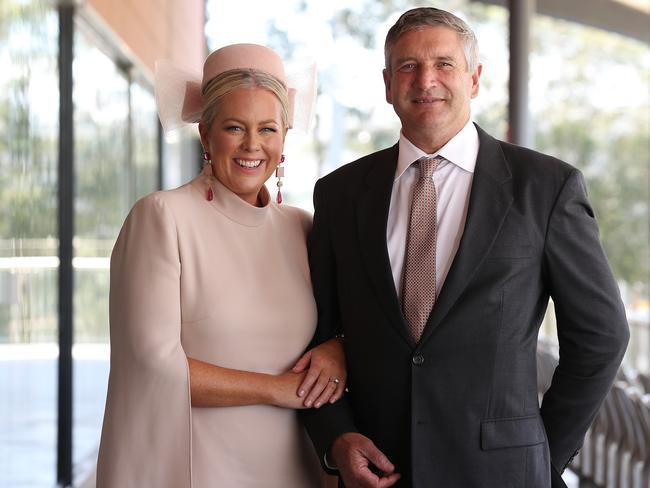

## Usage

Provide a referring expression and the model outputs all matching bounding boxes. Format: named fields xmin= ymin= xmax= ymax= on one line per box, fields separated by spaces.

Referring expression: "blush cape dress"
xmin=96 ymin=174 xmax=322 ymax=487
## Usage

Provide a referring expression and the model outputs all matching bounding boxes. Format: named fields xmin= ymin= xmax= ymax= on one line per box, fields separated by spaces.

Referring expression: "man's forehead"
xmin=393 ymin=27 xmax=462 ymax=51
xmin=393 ymin=40 xmax=463 ymax=59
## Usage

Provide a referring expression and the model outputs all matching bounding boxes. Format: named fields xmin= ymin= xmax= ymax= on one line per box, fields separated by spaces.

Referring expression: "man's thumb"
xmin=363 ymin=442 xmax=395 ymax=474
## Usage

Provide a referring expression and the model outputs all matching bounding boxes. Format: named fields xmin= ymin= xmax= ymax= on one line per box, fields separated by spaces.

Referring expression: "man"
xmin=301 ymin=7 xmax=629 ymax=488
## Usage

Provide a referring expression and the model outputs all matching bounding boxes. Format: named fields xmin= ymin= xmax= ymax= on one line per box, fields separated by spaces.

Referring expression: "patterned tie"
xmin=402 ymin=156 xmax=442 ymax=342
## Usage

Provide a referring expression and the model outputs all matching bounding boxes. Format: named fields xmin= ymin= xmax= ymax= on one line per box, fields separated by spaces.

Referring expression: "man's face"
xmin=383 ymin=26 xmax=482 ymax=151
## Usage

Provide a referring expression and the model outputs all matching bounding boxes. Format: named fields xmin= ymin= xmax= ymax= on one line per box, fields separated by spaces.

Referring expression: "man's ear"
xmin=470 ymin=64 xmax=482 ymax=99
xmin=383 ymin=68 xmax=393 ymax=105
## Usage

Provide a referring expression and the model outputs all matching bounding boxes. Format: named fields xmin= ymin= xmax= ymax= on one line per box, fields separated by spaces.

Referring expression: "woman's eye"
xmin=226 ymin=126 xmax=243 ymax=132
xmin=261 ymin=127 xmax=277 ymax=133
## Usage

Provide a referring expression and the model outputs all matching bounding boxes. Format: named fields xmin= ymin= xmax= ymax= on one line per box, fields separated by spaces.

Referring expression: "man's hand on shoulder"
xmin=331 ymin=432 xmax=401 ymax=488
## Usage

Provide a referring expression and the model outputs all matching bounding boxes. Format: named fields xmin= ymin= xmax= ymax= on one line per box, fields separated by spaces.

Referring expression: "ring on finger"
xmin=329 ymin=377 xmax=340 ymax=385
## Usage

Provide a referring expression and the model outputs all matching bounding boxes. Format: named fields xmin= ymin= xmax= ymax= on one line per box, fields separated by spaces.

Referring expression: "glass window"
xmin=161 ymin=125 xmax=202 ymax=190
xmin=72 ymin=27 xmax=129 ymax=479
xmin=132 ymin=81 xmax=159 ymax=199
xmin=0 ymin=1 xmax=59 ymax=486
xmin=0 ymin=3 xmax=166 ymax=486
xmin=72 ymin=27 xmax=161 ymax=481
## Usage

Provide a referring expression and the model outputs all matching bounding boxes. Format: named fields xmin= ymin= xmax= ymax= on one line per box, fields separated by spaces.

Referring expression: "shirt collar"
xmin=395 ymin=119 xmax=479 ymax=179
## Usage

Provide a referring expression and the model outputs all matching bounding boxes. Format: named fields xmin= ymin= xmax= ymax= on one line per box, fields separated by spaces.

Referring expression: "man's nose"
xmin=415 ymin=64 xmax=438 ymax=89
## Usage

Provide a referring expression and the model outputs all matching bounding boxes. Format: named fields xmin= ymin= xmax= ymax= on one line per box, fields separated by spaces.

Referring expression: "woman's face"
xmin=200 ymin=87 xmax=286 ymax=206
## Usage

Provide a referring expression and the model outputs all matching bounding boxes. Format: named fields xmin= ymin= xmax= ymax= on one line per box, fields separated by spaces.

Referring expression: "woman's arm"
xmin=188 ymin=336 xmax=347 ymax=409
xmin=98 ymin=194 xmax=191 ymax=486
xmin=187 ymin=357 xmax=310 ymax=409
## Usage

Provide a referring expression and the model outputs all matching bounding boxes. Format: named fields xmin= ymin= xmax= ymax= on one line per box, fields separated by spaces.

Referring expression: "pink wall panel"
xmin=86 ymin=0 xmax=206 ymax=76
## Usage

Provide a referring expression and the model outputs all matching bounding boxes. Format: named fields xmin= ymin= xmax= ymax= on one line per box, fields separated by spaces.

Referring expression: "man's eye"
xmin=399 ymin=63 xmax=416 ymax=71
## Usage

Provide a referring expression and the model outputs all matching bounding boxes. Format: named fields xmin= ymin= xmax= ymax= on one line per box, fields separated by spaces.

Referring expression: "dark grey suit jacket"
xmin=301 ymin=125 xmax=629 ymax=488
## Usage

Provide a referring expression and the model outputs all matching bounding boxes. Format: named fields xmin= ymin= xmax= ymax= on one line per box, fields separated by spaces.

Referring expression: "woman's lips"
xmin=234 ymin=158 xmax=263 ymax=168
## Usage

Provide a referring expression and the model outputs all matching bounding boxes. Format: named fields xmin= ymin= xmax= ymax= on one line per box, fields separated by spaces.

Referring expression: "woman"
xmin=96 ymin=44 xmax=343 ymax=487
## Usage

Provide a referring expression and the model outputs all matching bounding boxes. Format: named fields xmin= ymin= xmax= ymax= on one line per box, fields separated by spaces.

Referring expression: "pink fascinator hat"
xmin=154 ymin=43 xmax=317 ymax=133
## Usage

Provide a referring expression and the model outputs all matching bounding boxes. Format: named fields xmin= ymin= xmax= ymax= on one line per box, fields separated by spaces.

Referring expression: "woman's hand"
xmin=291 ymin=337 xmax=347 ymax=408
xmin=269 ymin=370 xmax=312 ymax=409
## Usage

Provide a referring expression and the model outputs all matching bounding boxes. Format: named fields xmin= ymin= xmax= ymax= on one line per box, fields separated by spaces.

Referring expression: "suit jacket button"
xmin=412 ymin=354 xmax=425 ymax=366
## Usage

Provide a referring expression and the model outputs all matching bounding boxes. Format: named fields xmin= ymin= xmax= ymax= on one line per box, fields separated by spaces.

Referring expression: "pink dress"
xmin=96 ymin=175 xmax=322 ymax=487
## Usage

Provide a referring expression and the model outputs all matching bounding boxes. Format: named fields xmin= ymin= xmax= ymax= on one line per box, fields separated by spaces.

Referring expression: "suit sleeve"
xmin=96 ymin=194 xmax=192 ymax=488
xmin=300 ymin=179 xmax=358 ymax=472
xmin=540 ymin=169 xmax=629 ymax=474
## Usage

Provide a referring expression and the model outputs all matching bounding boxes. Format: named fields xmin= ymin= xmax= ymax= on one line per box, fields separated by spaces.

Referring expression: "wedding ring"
xmin=330 ymin=378 xmax=340 ymax=385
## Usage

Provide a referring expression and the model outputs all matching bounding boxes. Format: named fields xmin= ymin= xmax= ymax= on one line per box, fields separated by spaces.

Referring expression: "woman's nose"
xmin=241 ymin=131 xmax=260 ymax=151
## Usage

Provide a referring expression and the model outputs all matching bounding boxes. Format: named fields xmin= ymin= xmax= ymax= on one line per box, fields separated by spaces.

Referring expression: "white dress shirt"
xmin=387 ymin=120 xmax=479 ymax=299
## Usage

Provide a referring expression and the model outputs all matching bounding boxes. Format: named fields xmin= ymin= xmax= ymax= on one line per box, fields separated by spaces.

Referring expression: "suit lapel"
xmin=419 ymin=126 xmax=514 ymax=345
xmin=356 ymin=144 xmax=415 ymax=347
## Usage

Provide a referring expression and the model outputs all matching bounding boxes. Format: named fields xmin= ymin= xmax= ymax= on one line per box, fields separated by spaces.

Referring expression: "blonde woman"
xmin=97 ymin=44 xmax=342 ymax=488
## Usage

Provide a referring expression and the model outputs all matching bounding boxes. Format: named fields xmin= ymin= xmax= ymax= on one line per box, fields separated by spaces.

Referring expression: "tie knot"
xmin=418 ymin=156 xmax=442 ymax=179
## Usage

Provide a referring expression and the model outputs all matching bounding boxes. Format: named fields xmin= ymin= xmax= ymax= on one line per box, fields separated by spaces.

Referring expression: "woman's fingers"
xmin=297 ymin=364 xmax=320 ymax=397
xmin=303 ymin=371 xmax=330 ymax=407
xmin=313 ymin=377 xmax=340 ymax=407
xmin=297 ymin=337 xmax=347 ymax=404
xmin=330 ymin=378 xmax=346 ymax=403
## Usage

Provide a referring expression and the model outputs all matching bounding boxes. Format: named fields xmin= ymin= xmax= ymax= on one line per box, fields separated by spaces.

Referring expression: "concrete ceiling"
xmin=613 ymin=0 xmax=650 ymax=15
xmin=472 ymin=0 xmax=650 ymax=44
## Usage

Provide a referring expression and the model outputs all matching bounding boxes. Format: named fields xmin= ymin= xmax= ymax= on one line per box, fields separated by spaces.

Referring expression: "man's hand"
xmin=331 ymin=432 xmax=401 ymax=488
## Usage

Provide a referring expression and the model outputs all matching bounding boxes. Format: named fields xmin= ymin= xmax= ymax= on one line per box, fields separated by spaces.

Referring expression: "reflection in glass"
xmin=72 ymin=33 xmax=128 ymax=478
xmin=0 ymin=1 xmax=59 ymax=486
xmin=162 ymin=125 xmax=201 ymax=190
xmin=72 ymin=27 xmax=160 ymax=483
xmin=132 ymin=81 xmax=158 ymax=199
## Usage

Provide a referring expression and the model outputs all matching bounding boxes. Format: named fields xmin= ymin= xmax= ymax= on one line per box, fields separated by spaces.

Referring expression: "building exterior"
xmin=0 ymin=1 xmax=205 ymax=486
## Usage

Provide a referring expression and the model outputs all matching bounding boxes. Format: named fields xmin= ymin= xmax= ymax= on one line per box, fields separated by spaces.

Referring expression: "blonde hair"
xmin=201 ymin=68 xmax=290 ymax=130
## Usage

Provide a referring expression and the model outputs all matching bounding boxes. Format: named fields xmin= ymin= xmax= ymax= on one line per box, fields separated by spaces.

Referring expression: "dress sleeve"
xmin=96 ymin=194 xmax=192 ymax=488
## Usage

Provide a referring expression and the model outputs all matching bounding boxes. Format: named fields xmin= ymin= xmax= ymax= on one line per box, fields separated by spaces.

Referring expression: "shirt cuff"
xmin=324 ymin=450 xmax=338 ymax=471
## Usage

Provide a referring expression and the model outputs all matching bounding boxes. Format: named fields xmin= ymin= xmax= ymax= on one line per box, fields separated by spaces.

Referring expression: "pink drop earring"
xmin=202 ymin=151 xmax=214 ymax=201
xmin=275 ymin=154 xmax=285 ymax=204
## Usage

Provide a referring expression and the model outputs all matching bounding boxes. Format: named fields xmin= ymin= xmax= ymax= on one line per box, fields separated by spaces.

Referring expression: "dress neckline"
xmin=191 ymin=174 xmax=271 ymax=227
